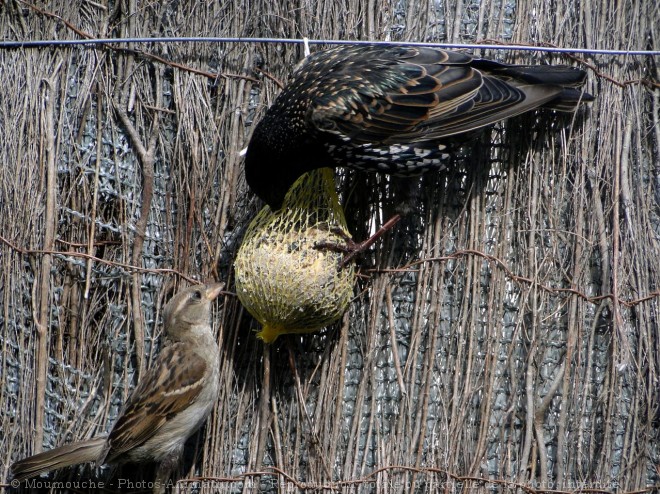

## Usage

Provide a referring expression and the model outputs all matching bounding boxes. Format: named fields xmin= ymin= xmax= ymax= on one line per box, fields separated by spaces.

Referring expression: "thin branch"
xmin=178 ymin=465 xmax=659 ymax=493
xmin=369 ymin=250 xmax=660 ymax=308
xmin=16 ymin=0 xmax=260 ymax=84
xmin=385 ymin=284 xmax=407 ymax=397
xmin=0 ymin=234 xmax=209 ymax=286
xmin=32 ymin=70 xmax=61 ymax=453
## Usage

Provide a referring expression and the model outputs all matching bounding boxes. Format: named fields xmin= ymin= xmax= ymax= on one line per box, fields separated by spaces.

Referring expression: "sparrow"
xmin=245 ymin=44 xmax=593 ymax=211
xmin=10 ymin=283 xmax=225 ymax=492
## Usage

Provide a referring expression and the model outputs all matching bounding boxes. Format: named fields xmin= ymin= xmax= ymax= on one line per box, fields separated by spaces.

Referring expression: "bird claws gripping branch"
xmin=314 ymin=214 xmax=402 ymax=268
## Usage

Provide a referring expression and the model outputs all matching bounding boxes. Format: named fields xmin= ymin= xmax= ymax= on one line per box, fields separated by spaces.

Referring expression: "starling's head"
xmin=245 ymin=115 xmax=325 ymax=211
xmin=245 ymin=140 xmax=297 ymax=211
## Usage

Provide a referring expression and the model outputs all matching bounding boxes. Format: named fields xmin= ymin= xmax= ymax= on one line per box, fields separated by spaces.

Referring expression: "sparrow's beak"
xmin=204 ymin=283 xmax=225 ymax=301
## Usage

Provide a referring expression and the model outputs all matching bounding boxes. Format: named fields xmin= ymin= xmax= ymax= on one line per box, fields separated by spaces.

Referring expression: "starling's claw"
xmin=315 ymin=214 xmax=402 ymax=268
xmin=313 ymin=226 xmax=358 ymax=253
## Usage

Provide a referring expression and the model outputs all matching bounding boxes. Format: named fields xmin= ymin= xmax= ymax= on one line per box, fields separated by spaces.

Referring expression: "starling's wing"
xmin=99 ymin=343 xmax=208 ymax=463
xmin=418 ymin=77 xmax=562 ymax=138
xmin=306 ymin=46 xmax=476 ymax=143
xmin=306 ymin=46 xmax=569 ymax=145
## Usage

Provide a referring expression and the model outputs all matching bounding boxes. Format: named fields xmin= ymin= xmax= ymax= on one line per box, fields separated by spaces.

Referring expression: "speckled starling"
xmin=245 ymin=44 xmax=593 ymax=210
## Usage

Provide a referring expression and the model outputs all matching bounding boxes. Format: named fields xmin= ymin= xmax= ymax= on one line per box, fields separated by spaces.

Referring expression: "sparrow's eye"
xmin=191 ymin=290 xmax=203 ymax=301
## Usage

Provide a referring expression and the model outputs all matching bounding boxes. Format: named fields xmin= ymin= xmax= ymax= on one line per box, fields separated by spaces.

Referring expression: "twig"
xmin=113 ymin=63 xmax=160 ymax=376
xmin=0 ymin=234 xmax=215 ymax=286
xmin=254 ymin=344 xmax=271 ymax=471
xmin=177 ymin=464 xmax=659 ymax=493
xmin=254 ymin=67 xmax=285 ymax=89
xmin=286 ymin=343 xmax=333 ymax=478
xmin=385 ymin=284 xmax=406 ymax=397
xmin=32 ymin=69 xmax=61 ymax=453
xmin=16 ymin=0 xmax=260 ymax=84
xmin=368 ymin=249 xmax=660 ymax=308
xmin=613 ymin=115 xmax=636 ymax=370
xmin=84 ymin=86 xmax=103 ymax=300
xmin=17 ymin=0 xmax=93 ymax=40
xmin=481 ymin=38 xmax=660 ymax=89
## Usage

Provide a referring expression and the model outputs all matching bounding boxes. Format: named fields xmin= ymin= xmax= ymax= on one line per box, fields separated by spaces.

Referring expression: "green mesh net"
xmin=234 ymin=168 xmax=356 ymax=343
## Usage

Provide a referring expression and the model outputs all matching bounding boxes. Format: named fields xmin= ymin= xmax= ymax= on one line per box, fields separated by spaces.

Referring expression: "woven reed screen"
xmin=1 ymin=0 xmax=658 ymax=492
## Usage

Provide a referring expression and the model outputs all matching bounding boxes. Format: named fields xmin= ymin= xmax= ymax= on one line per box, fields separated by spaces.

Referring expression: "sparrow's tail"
xmin=10 ymin=436 xmax=107 ymax=482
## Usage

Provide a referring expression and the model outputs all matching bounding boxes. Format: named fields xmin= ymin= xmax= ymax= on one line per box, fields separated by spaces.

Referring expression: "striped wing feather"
xmin=99 ymin=343 xmax=207 ymax=463
xmin=306 ymin=46 xmax=570 ymax=145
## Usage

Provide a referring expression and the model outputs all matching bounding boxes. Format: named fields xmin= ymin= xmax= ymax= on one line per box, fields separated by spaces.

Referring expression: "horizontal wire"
xmin=0 ymin=36 xmax=658 ymax=56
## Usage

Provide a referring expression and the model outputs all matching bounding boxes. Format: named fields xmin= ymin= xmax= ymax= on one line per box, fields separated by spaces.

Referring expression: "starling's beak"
xmin=204 ymin=283 xmax=225 ymax=301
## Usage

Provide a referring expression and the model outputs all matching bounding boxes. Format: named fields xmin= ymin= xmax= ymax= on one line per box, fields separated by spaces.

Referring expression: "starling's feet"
xmin=315 ymin=214 xmax=402 ymax=268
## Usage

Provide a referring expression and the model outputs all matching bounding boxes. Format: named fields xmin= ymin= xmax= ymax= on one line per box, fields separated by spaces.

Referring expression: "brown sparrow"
xmin=10 ymin=283 xmax=224 ymax=491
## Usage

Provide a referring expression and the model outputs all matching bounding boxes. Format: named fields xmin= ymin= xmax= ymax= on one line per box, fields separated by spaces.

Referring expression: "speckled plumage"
xmin=245 ymin=44 xmax=593 ymax=210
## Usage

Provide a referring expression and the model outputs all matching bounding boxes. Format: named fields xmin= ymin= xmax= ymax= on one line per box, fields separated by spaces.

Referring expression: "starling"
xmin=245 ymin=44 xmax=593 ymax=210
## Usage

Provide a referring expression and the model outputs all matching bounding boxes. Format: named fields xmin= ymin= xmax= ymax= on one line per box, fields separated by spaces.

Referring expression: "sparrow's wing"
xmin=100 ymin=342 xmax=208 ymax=463
xmin=305 ymin=46 xmax=570 ymax=144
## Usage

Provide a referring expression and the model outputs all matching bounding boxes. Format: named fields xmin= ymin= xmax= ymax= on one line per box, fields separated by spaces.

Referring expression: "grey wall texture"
xmin=1 ymin=0 xmax=659 ymax=492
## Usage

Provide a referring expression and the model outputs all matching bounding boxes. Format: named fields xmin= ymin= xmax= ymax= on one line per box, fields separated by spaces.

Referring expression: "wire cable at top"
xmin=0 ymin=37 xmax=658 ymax=56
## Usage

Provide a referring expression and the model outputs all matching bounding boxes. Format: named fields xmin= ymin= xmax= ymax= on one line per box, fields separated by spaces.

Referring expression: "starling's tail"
xmin=543 ymin=87 xmax=595 ymax=111
xmin=473 ymin=60 xmax=594 ymax=111
xmin=10 ymin=436 xmax=107 ymax=482
xmin=477 ymin=63 xmax=587 ymax=84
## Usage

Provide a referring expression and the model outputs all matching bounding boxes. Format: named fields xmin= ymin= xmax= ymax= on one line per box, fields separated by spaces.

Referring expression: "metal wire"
xmin=0 ymin=36 xmax=658 ymax=56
